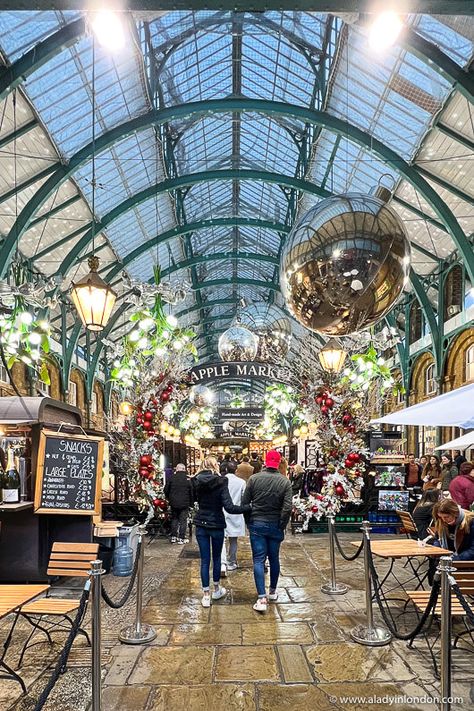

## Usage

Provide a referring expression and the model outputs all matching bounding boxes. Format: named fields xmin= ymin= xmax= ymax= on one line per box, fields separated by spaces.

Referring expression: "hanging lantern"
xmin=318 ymin=338 xmax=348 ymax=374
xmin=119 ymin=400 xmax=133 ymax=416
xmin=71 ymin=256 xmax=117 ymax=331
xmin=280 ymin=194 xmax=410 ymax=335
xmin=218 ymin=324 xmax=259 ymax=362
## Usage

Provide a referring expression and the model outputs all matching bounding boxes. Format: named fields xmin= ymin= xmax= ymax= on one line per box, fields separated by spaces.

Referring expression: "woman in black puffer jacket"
xmin=193 ymin=456 xmax=250 ymax=607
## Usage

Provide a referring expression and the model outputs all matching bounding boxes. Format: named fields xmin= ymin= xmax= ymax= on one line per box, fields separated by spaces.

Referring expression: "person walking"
xmin=242 ymin=450 xmax=293 ymax=614
xmin=222 ymin=465 xmax=247 ymax=571
xmin=405 ymin=453 xmax=422 ymax=488
xmin=193 ymin=456 xmax=250 ymax=607
xmin=422 ymin=455 xmax=442 ymax=489
xmin=236 ymin=455 xmax=254 ymax=483
xmin=164 ymin=463 xmax=193 ymax=544
xmin=440 ymin=453 xmax=458 ymax=491
xmin=449 ymin=461 xmax=474 ymax=510
xmin=250 ymin=452 xmax=262 ymax=473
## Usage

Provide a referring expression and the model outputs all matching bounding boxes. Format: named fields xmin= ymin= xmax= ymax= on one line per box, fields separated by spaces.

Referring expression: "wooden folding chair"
xmin=395 ymin=510 xmax=431 ymax=588
xmin=17 ymin=542 xmax=99 ymax=668
xmin=406 ymin=561 xmax=474 ymax=676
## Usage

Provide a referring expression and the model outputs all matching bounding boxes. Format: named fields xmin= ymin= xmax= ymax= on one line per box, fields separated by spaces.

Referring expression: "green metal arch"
xmin=409 ymin=268 xmax=441 ymax=375
xmin=160 ymin=251 xmax=279 ymax=277
xmin=2 ymin=98 xmax=472 ymax=281
xmin=104 ymin=217 xmax=289 ymax=282
xmin=58 ymin=169 xmax=330 ymax=277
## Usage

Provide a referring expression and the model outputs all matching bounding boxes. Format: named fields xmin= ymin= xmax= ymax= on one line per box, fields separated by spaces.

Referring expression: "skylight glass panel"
xmin=0 ymin=10 xmax=79 ymax=60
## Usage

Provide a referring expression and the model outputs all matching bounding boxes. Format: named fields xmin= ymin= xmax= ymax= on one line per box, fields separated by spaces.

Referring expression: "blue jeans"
xmin=195 ymin=526 xmax=225 ymax=590
xmin=249 ymin=521 xmax=284 ymax=597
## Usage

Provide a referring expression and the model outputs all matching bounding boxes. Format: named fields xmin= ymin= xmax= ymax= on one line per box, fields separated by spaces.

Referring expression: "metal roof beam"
xmin=0 ymin=164 xmax=57 ymax=207
xmin=2 ymin=98 xmax=470 ymax=280
xmin=0 ymin=17 xmax=85 ymax=102
xmin=2 ymin=1 xmax=472 ymax=12
xmin=160 ymin=251 xmax=279 ymax=277
xmin=436 ymin=123 xmax=474 ymax=153
xmin=416 ymin=166 xmax=474 ymax=207
xmin=0 ymin=118 xmax=37 ymax=150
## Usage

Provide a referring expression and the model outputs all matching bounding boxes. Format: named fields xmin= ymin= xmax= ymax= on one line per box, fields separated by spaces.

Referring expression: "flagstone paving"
xmin=3 ymin=532 xmax=474 ymax=710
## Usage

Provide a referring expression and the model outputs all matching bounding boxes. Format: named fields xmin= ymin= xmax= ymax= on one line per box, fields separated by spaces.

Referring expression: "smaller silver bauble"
xmin=218 ymin=325 xmax=259 ymax=362
xmin=189 ymin=384 xmax=214 ymax=407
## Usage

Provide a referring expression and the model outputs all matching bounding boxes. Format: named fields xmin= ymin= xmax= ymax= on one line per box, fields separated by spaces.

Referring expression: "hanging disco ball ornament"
xmin=240 ymin=304 xmax=292 ymax=362
xmin=189 ymin=384 xmax=214 ymax=407
xmin=280 ymin=194 xmax=411 ymax=336
xmin=218 ymin=324 xmax=259 ymax=362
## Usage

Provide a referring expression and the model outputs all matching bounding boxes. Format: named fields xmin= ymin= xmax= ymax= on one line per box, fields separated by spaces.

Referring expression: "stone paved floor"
xmin=2 ymin=533 xmax=474 ymax=710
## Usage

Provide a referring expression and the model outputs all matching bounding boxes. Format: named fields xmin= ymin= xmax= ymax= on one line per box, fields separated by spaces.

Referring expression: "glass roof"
xmin=0 ymin=9 xmax=472 ymax=363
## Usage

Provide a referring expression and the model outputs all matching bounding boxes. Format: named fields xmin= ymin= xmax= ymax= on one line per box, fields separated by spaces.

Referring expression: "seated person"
xmin=432 ymin=499 xmax=474 ymax=560
xmin=412 ymin=489 xmax=440 ymax=540
xmin=449 ymin=461 xmax=474 ymax=510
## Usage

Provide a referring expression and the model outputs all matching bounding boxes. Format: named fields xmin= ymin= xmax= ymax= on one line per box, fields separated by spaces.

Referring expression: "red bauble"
xmin=329 ymin=449 xmax=338 ymax=459
xmin=315 ymin=395 xmax=324 ymax=405
xmin=348 ymin=424 xmax=356 ymax=434
xmin=143 ymin=420 xmax=152 ymax=430
xmin=316 ymin=494 xmax=324 ymax=501
xmin=349 ymin=452 xmax=360 ymax=463
xmin=136 ymin=415 xmax=143 ymax=423
xmin=144 ymin=411 xmax=154 ymax=421
xmin=325 ymin=397 xmax=334 ymax=408
xmin=342 ymin=414 xmax=351 ymax=426
xmin=160 ymin=391 xmax=171 ymax=402
xmin=140 ymin=454 xmax=152 ymax=466
xmin=153 ymin=498 xmax=160 ymax=507
xmin=139 ymin=467 xmax=149 ymax=477
xmin=320 ymin=405 xmax=329 ymax=415
xmin=335 ymin=484 xmax=345 ymax=496
xmin=344 ymin=459 xmax=353 ymax=469
xmin=311 ymin=505 xmax=319 ymax=513
xmin=147 ymin=429 xmax=156 ymax=437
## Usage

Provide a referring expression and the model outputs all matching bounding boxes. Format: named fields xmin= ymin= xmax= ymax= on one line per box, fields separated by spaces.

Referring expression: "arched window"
xmin=409 ymin=301 xmax=423 ymax=344
xmin=425 ymin=363 xmax=436 ymax=395
xmin=444 ymin=265 xmax=463 ymax=320
xmin=466 ymin=345 xmax=474 ymax=382
xmin=68 ymin=380 xmax=77 ymax=406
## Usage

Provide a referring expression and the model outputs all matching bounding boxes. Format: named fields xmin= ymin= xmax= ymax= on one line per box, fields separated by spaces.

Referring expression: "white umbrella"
xmin=371 ymin=382 xmax=474 ymax=429
xmin=435 ymin=431 xmax=474 ymax=451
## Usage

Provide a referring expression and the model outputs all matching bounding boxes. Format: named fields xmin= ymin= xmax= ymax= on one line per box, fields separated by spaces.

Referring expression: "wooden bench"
xmin=17 ymin=542 xmax=99 ymax=668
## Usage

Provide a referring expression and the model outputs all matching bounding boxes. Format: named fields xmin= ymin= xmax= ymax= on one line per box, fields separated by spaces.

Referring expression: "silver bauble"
xmin=218 ymin=325 xmax=259 ymax=361
xmin=189 ymin=384 xmax=214 ymax=407
xmin=240 ymin=304 xmax=292 ymax=361
xmin=280 ymin=194 xmax=411 ymax=335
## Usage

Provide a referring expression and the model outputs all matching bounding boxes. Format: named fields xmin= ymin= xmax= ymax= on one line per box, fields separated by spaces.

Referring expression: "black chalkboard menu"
xmin=34 ymin=430 xmax=104 ymax=515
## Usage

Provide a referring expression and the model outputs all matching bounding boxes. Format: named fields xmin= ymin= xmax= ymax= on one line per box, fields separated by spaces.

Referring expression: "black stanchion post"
xmin=438 ymin=556 xmax=455 ymax=711
xmin=350 ymin=521 xmax=392 ymax=647
xmin=119 ymin=525 xmax=157 ymax=644
xmin=321 ymin=515 xmax=349 ymax=595
xmin=90 ymin=559 xmax=104 ymax=711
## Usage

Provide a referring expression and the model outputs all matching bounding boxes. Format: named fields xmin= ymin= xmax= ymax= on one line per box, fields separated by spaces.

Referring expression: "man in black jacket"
xmin=164 ymin=464 xmax=193 ymax=544
xmin=242 ymin=450 xmax=292 ymax=613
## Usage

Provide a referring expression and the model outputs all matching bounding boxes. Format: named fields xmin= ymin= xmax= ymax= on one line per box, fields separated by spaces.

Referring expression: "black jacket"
xmin=412 ymin=504 xmax=435 ymax=540
xmin=242 ymin=467 xmax=293 ymax=528
xmin=164 ymin=471 xmax=193 ymax=509
xmin=192 ymin=470 xmax=250 ymax=529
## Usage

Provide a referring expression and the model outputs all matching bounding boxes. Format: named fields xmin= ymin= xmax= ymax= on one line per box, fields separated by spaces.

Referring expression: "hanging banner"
xmin=190 ymin=361 xmax=292 ymax=384
xmin=217 ymin=407 xmax=264 ymax=421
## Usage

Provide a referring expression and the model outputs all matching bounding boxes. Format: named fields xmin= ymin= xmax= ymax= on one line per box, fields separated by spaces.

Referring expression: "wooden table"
xmin=351 ymin=538 xmax=452 ymax=598
xmin=0 ymin=584 xmax=49 ymax=692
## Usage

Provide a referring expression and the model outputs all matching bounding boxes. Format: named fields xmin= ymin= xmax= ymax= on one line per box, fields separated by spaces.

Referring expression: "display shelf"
xmin=0 ymin=501 xmax=33 ymax=512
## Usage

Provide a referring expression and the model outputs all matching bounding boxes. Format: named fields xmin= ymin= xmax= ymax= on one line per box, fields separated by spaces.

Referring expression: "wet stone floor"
xmin=2 ymin=533 xmax=474 ymax=710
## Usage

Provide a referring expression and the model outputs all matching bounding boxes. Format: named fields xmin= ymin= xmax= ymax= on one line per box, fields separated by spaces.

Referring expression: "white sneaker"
xmin=268 ymin=591 xmax=278 ymax=602
xmin=177 ymin=539 xmax=185 ymax=545
xmin=226 ymin=563 xmax=238 ymax=571
xmin=170 ymin=537 xmax=177 ymax=544
xmin=182 ymin=538 xmax=190 ymax=543
xmin=211 ymin=586 xmax=227 ymax=601
xmin=221 ymin=564 xmax=227 ymax=577
xmin=253 ymin=597 xmax=268 ymax=613
xmin=201 ymin=594 xmax=211 ymax=608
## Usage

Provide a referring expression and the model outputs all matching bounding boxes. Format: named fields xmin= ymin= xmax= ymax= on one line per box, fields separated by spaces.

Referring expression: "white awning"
xmin=435 ymin=431 xmax=474 ymax=451
xmin=371 ymin=382 xmax=474 ymax=429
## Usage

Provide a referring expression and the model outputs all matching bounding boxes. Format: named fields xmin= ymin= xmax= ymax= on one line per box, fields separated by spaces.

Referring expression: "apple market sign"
xmin=190 ymin=361 xmax=292 ymax=385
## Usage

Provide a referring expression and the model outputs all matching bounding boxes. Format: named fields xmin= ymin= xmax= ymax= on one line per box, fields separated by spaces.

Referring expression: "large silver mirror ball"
xmin=218 ymin=325 xmax=259 ymax=362
xmin=280 ymin=194 xmax=411 ymax=335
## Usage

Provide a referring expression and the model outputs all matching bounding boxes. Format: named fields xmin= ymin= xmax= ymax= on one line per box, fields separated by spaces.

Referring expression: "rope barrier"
xmin=101 ymin=539 xmax=142 ymax=609
xmin=333 ymin=529 xmax=364 ymax=561
xmin=450 ymin=582 xmax=474 ymax=626
xmin=33 ymin=582 xmax=90 ymax=711
xmin=367 ymin=543 xmax=441 ymax=640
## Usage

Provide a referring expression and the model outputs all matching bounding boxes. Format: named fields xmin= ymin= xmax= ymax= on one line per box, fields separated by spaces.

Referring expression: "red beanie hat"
xmin=265 ymin=450 xmax=282 ymax=469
